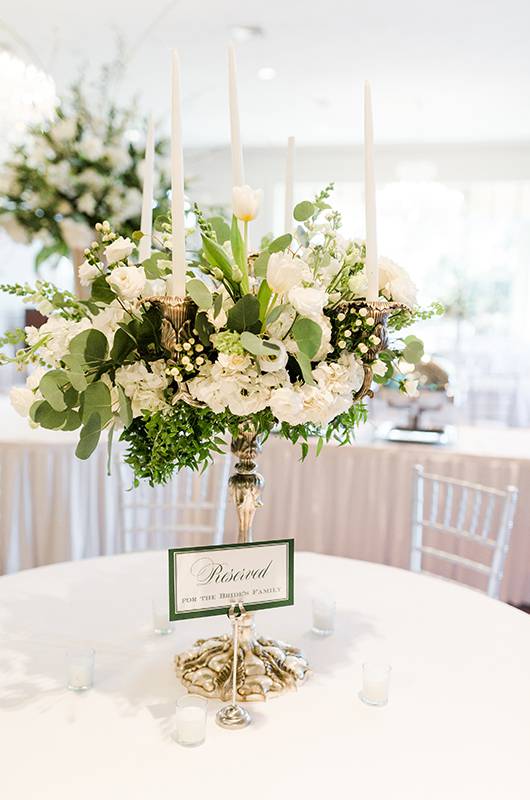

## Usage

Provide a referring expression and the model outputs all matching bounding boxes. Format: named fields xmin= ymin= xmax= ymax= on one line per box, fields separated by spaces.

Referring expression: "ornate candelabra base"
xmin=174 ymin=422 xmax=310 ymax=701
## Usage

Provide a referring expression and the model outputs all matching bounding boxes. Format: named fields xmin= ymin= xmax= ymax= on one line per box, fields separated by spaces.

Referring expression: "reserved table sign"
xmin=168 ymin=539 xmax=294 ymax=621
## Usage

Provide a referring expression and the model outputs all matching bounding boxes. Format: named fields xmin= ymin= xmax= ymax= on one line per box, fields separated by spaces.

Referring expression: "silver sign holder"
xmin=215 ymin=603 xmax=251 ymax=730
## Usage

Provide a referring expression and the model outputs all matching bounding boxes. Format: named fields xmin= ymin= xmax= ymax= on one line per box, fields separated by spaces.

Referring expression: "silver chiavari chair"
xmin=410 ymin=465 xmax=518 ymax=599
xmin=115 ymin=451 xmax=232 ymax=552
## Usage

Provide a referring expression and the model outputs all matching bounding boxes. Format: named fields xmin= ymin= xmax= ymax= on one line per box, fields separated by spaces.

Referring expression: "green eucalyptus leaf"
xmin=253 ymin=251 xmax=270 ymax=278
xmin=268 ymin=234 xmax=292 ymax=254
xmin=39 ymin=369 xmax=69 ymax=412
xmin=226 ymin=294 xmax=261 ymax=334
xmin=294 ymin=201 xmax=315 ymax=222
xmin=142 ymin=252 xmax=170 ymax=278
xmin=76 ymin=413 xmax=102 ymax=460
xmin=62 ymin=355 xmax=88 ymax=391
xmin=186 ymin=279 xmax=213 ymax=310
xmin=295 ymin=352 xmax=315 ymax=386
xmin=33 ymin=401 xmax=68 ymax=430
xmin=292 ymin=317 xmax=322 ymax=359
xmin=63 ymin=386 xmax=79 ymax=409
xmin=201 ymin=235 xmax=233 ymax=277
xmin=117 ymin=385 xmax=133 ymax=428
xmin=61 ymin=409 xmax=82 ymax=431
xmin=208 ymin=216 xmax=231 ymax=244
xmin=111 ymin=326 xmax=136 ymax=363
xmin=213 ymin=293 xmax=223 ymax=319
xmin=265 ymin=303 xmax=288 ymax=326
xmin=81 ymin=381 xmax=112 ymax=427
xmin=195 ymin=310 xmax=215 ymax=346
xmin=91 ymin=274 xmax=117 ymax=304
xmin=29 ymin=400 xmax=45 ymax=423
xmin=240 ymin=331 xmax=280 ymax=356
xmin=69 ymin=329 xmax=108 ymax=367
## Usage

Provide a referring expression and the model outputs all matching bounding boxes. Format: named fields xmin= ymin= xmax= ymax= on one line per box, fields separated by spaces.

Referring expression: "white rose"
xmin=404 ymin=378 xmax=420 ymax=397
xmin=269 ymin=385 xmax=305 ymax=425
xmin=266 ymin=252 xmax=309 ymax=295
xmin=104 ymin=236 xmax=135 ymax=265
xmin=288 ymin=286 xmax=328 ymax=320
xmin=258 ymin=339 xmax=288 ymax=373
xmin=378 ymin=257 xmax=417 ymax=307
xmin=78 ymin=260 xmax=100 ymax=287
xmin=59 ymin=218 xmax=93 ymax=251
xmin=107 ymin=266 xmax=146 ymax=300
xmin=232 ymin=185 xmax=262 ymax=222
xmin=10 ymin=386 xmax=35 ymax=418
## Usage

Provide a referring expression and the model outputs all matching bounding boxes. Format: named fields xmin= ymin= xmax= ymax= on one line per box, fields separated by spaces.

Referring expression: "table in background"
xmin=0 ymin=551 xmax=528 ymax=799
xmin=1 ymin=396 xmax=530 ymax=604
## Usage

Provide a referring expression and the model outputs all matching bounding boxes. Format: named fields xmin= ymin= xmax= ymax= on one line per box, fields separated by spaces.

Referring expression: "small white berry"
xmin=337 ymin=312 xmax=345 ymax=322
xmin=358 ymin=343 xmax=368 ymax=354
xmin=366 ymin=317 xmax=375 ymax=326
xmin=359 ymin=308 xmax=368 ymax=317
xmin=344 ymin=330 xmax=352 ymax=338
xmin=338 ymin=340 xmax=346 ymax=349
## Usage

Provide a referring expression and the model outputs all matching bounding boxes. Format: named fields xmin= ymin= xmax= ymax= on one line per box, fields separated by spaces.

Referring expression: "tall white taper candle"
xmin=138 ymin=115 xmax=155 ymax=263
xmin=364 ymin=81 xmax=379 ymax=302
xmin=228 ymin=44 xmax=245 ymax=187
xmin=284 ymin=135 xmax=295 ymax=233
xmin=170 ymin=49 xmax=186 ymax=297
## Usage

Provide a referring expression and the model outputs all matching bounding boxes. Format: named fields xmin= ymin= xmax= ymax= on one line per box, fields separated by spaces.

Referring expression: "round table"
xmin=1 ymin=552 xmax=528 ymax=799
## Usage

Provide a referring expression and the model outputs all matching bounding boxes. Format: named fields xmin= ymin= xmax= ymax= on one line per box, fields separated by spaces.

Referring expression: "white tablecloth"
xmin=1 ymin=551 xmax=528 ymax=800
xmin=1 ymin=396 xmax=530 ymax=604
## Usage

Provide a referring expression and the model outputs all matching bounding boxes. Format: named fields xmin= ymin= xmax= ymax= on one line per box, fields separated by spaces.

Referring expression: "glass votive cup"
xmin=360 ymin=662 xmax=391 ymax=707
xmin=152 ymin=598 xmax=172 ymax=635
xmin=66 ymin=648 xmax=95 ymax=692
xmin=312 ymin=593 xmax=336 ymax=636
xmin=175 ymin=694 xmax=208 ymax=747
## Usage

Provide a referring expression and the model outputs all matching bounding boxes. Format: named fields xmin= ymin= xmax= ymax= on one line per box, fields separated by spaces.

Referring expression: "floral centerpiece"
xmin=0 ymin=72 xmax=170 ymax=292
xmin=3 ymin=184 xmax=441 ymax=487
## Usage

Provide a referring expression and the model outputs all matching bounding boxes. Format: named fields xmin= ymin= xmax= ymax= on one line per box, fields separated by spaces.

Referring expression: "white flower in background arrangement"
xmin=59 ymin=218 xmax=93 ymax=251
xmin=232 ymin=185 xmax=263 ymax=222
xmin=77 ymin=193 xmax=97 ymax=216
xmin=104 ymin=145 xmax=131 ymax=173
xmin=51 ymin=117 xmax=77 ymax=143
xmin=10 ymin=386 xmax=35 ymax=418
xmin=77 ymin=168 xmax=107 ymax=193
xmin=104 ymin=236 xmax=135 ymax=265
xmin=78 ymin=259 xmax=101 ymax=286
xmin=378 ymin=257 xmax=418 ymax=307
xmin=266 ymin=252 xmax=309 ymax=295
xmin=47 ymin=162 xmax=74 ymax=196
xmin=77 ymin=133 xmax=105 ymax=162
xmin=0 ymin=214 xmax=29 ymax=244
xmin=107 ymin=266 xmax=146 ymax=301
xmin=404 ymin=378 xmax=420 ymax=397
xmin=287 ymin=286 xmax=328 ymax=320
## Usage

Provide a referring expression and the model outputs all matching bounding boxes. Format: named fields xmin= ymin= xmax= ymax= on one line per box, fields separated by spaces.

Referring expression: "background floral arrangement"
xmin=0 ymin=71 xmax=170 ymax=279
xmin=2 ymin=184 xmax=442 ymax=485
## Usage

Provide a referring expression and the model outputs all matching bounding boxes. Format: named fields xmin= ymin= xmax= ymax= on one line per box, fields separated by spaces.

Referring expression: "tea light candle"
xmin=66 ymin=648 xmax=95 ymax=692
xmin=175 ymin=695 xmax=207 ymax=747
xmin=312 ymin=593 xmax=336 ymax=636
xmin=152 ymin=599 xmax=172 ymax=635
xmin=360 ymin=662 xmax=391 ymax=706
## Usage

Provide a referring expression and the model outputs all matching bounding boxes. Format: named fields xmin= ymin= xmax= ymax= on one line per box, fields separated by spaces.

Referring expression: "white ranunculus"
xmin=404 ymin=378 xmax=420 ymax=397
xmin=59 ymin=218 xmax=93 ymax=251
xmin=78 ymin=133 xmax=105 ymax=162
xmin=232 ymin=185 xmax=263 ymax=222
xmin=269 ymin=385 xmax=305 ymax=425
xmin=107 ymin=266 xmax=146 ymax=301
xmin=217 ymin=353 xmax=251 ymax=372
xmin=258 ymin=339 xmax=288 ymax=373
xmin=78 ymin=260 xmax=100 ymax=286
xmin=104 ymin=236 xmax=135 ymax=265
xmin=288 ymin=286 xmax=328 ymax=320
xmin=266 ymin=252 xmax=309 ymax=295
xmin=378 ymin=257 xmax=417 ymax=307
xmin=0 ymin=214 xmax=29 ymax=244
xmin=10 ymin=386 xmax=35 ymax=418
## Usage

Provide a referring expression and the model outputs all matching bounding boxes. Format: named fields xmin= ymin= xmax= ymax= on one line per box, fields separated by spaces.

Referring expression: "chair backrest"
xmin=115 ymin=452 xmax=232 ymax=552
xmin=410 ymin=464 xmax=518 ymax=599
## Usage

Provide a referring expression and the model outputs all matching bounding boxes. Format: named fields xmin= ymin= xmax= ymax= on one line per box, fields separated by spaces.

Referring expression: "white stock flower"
xmin=232 ymin=185 xmax=263 ymax=222
xmin=10 ymin=386 xmax=35 ymax=418
xmin=288 ymin=286 xmax=328 ymax=320
xmin=378 ymin=257 xmax=417 ymax=307
xmin=59 ymin=218 xmax=93 ymax=251
xmin=404 ymin=378 xmax=420 ymax=397
xmin=25 ymin=316 xmax=90 ymax=367
xmin=107 ymin=266 xmax=146 ymax=301
xmin=258 ymin=339 xmax=288 ymax=373
xmin=78 ymin=260 xmax=100 ymax=286
xmin=266 ymin=252 xmax=309 ymax=295
xmin=104 ymin=236 xmax=135 ymax=265
xmin=269 ymin=385 xmax=305 ymax=425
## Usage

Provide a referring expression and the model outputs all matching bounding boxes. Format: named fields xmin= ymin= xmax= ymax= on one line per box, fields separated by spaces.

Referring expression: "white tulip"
xmin=104 ymin=236 xmax=135 ymax=265
xmin=232 ymin=185 xmax=263 ymax=222
xmin=266 ymin=252 xmax=308 ymax=295
xmin=107 ymin=266 xmax=146 ymax=300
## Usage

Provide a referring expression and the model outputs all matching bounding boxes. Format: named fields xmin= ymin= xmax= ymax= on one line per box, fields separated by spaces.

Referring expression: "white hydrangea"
xmin=25 ymin=316 xmax=91 ymax=367
xmin=115 ymin=360 xmax=169 ymax=417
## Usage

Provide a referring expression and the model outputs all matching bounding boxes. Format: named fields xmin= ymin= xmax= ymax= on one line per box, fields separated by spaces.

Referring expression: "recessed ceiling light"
xmin=257 ymin=67 xmax=276 ymax=81
xmin=231 ymin=25 xmax=263 ymax=42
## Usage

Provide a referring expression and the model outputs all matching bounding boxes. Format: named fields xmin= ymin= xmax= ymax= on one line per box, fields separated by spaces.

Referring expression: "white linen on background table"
xmin=1 ymin=394 xmax=530 ymax=604
xmin=0 ymin=551 xmax=528 ymax=800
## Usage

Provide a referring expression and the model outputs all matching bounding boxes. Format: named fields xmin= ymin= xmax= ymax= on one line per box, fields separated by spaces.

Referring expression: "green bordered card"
xmin=168 ymin=538 xmax=294 ymax=621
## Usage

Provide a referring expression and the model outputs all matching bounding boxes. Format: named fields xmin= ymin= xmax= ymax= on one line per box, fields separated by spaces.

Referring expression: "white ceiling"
xmin=2 ymin=0 xmax=530 ymax=147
